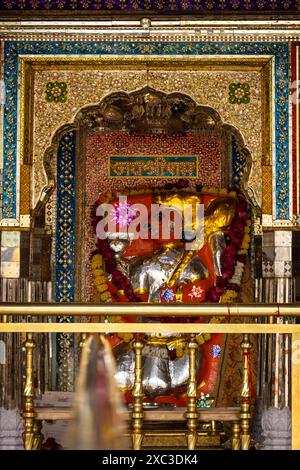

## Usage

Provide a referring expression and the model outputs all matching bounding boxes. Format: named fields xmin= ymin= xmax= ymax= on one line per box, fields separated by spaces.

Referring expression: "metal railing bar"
xmin=1 ymin=302 xmax=300 ymax=316
xmin=1 ymin=323 xmax=300 ymax=333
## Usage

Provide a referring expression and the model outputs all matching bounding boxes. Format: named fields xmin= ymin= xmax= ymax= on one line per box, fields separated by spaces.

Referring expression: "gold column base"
xmin=132 ymin=432 xmax=144 ymax=451
xmin=186 ymin=431 xmax=198 ymax=451
xmin=32 ymin=420 xmax=44 ymax=450
xmin=232 ymin=422 xmax=241 ymax=450
xmin=22 ymin=411 xmax=36 ymax=451
xmin=240 ymin=405 xmax=252 ymax=450
xmin=241 ymin=434 xmax=251 ymax=451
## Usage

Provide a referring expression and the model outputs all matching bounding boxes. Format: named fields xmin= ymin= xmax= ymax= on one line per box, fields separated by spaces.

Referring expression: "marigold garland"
xmin=91 ymin=253 xmax=112 ymax=302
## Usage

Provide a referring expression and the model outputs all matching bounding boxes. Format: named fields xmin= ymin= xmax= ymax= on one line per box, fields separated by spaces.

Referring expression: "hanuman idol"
xmin=91 ymin=187 xmax=249 ymax=405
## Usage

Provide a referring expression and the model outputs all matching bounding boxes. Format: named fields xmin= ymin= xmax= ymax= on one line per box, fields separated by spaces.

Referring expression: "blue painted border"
xmin=3 ymin=41 xmax=289 ymax=219
xmin=232 ymin=135 xmax=247 ymax=188
xmin=55 ymin=130 xmax=76 ymax=303
xmin=55 ymin=130 xmax=76 ymax=390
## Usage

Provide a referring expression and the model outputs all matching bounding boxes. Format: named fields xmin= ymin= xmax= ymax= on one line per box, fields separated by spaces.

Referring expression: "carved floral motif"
xmin=229 ymin=83 xmax=251 ymax=105
xmin=45 ymin=81 xmax=68 ymax=104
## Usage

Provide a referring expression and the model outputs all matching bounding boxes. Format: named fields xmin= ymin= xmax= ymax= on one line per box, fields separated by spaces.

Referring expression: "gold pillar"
xmin=232 ymin=422 xmax=241 ymax=450
xmin=22 ymin=332 xmax=36 ymax=450
xmin=185 ymin=334 xmax=199 ymax=450
xmin=240 ymin=333 xmax=252 ymax=450
xmin=132 ymin=334 xmax=144 ymax=450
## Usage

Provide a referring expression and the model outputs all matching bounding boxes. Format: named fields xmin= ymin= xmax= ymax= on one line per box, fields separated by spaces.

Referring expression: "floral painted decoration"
xmin=210 ymin=344 xmax=222 ymax=358
xmin=188 ymin=285 xmax=205 ymax=300
xmin=111 ymin=201 xmax=137 ymax=227
xmin=46 ymin=81 xmax=68 ymax=103
xmin=161 ymin=288 xmax=176 ymax=303
xmin=0 ymin=1 xmax=297 ymax=12
xmin=196 ymin=392 xmax=214 ymax=408
xmin=229 ymin=83 xmax=250 ymax=105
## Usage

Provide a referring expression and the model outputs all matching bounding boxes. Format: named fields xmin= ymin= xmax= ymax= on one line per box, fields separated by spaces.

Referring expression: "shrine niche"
xmin=35 ymin=86 xmax=257 ymax=399
xmin=40 ymin=87 xmax=255 ymax=301
xmin=79 ymin=88 xmax=254 ymax=303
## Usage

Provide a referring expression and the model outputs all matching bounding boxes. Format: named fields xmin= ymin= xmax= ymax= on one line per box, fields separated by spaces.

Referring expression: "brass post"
xmin=240 ymin=333 xmax=253 ymax=450
xmin=232 ymin=422 xmax=241 ymax=450
xmin=132 ymin=334 xmax=144 ymax=450
xmin=32 ymin=420 xmax=44 ymax=450
xmin=185 ymin=334 xmax=199 ymax=450
xmin=22 ymin=332 xmax=36 ymax=450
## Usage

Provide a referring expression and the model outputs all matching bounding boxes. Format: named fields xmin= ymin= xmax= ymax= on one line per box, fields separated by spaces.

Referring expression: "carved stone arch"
xmin=37 ymin=86 xmax=258 ymax=216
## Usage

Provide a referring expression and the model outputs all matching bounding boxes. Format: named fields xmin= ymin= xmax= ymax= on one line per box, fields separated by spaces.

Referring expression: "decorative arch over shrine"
xmin=38 ymin=87 xmax=255 ymax=304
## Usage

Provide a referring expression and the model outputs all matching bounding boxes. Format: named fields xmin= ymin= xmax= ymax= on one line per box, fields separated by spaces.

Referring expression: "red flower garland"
xmin=205 ymin=189 xmax=249 ymax=302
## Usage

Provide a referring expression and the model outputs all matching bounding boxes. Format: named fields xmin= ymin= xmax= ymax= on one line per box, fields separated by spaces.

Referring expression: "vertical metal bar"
xmin=284 ymin=326 xmax=289 ymax=408
xmin=274 ymin=323 xmax=280 ymax=408
xmin=240 ymin=333 xmax=252 ymax=450
xmin=185 ymin=334 xmax=199 ymax=450
xmin=292 ymin=333 xmax=300 ymax=450
xmin=268 ymin=313 xmax=275 ymax=407
xmin=22 ymin=332 xmax=36 ymax=450
xmin=132 ymin=334 xmax=144 ymax=451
